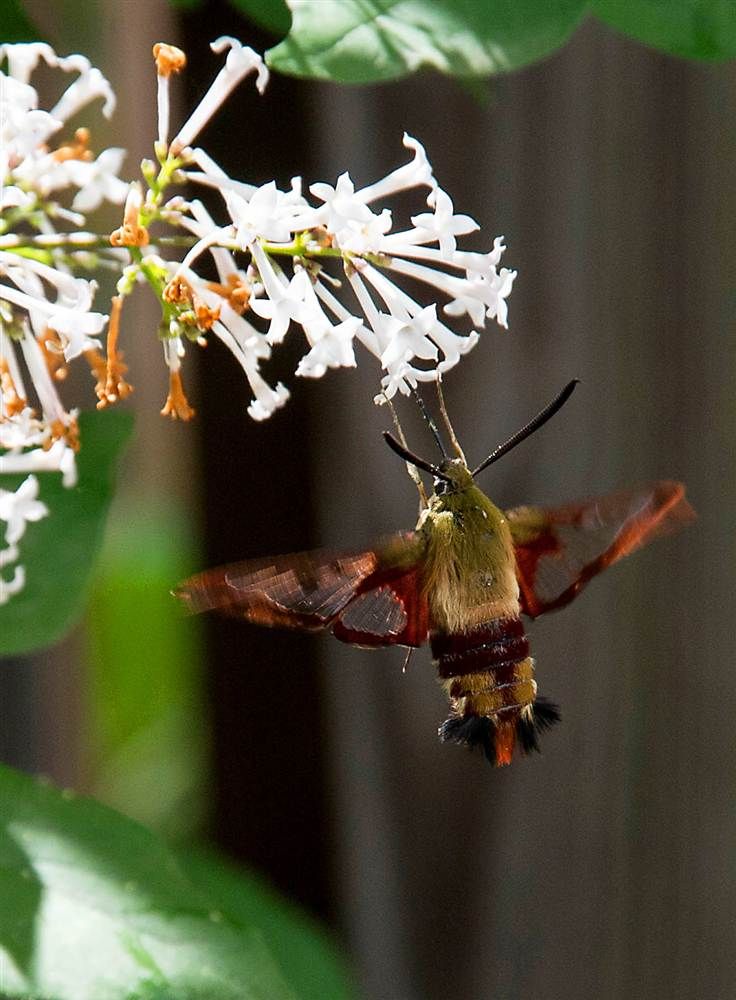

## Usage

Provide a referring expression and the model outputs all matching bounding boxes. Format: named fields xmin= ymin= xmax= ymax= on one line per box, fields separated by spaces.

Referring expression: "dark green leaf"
xmin=0 ymin=764 xmax=354 ymax=1000
xmin=268 ymin=0 xmax=586 ymax=82
xmin=230 ymin=0 xmax=292 ymax=36
xmin=593 ymin=0 xmax=736 ymax=60
xmin=0 ymin=0 xmax=39 ymax=42
xmin=0 ymin=410 xmax=133 ymax=656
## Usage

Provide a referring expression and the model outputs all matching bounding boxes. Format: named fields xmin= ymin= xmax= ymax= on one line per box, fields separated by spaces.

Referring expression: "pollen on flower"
xmin=163 ymin=274 xmax=193 ymax=305
xmin=52 ymin=127 xmax=93 ymax=163
xmin=84 ymin=346 xmax=108 ymax=396
xmin=193 ymin=300 xmax=220 ymax=331
xmin=0 ymin=357 xmax=27 ymax=417
xmin=207 ymin=272 xmax=251 ymax=315
xmin=48 ymin=415 xmax=80 ymax=452
xmin=110 ymin=184 xmax=150 ymax=248
xmin=39 ymin=329 xmax=69 ymax=382
xmin=153 ymin=42 xmax=187 ymax=77
xmin=161 ymin=368 xmax=195 ymax=420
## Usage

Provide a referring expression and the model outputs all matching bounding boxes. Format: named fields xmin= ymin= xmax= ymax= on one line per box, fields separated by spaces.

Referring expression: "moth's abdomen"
xmin=432 ymin=617 xmax=559 ymax=766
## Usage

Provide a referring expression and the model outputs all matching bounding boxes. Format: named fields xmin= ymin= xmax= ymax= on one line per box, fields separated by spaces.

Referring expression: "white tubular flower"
xmin=0 ymin=260 xmax=107 ymax=362
xmin=309 ymin=173 xmax=392 ymax=253
xmin=248 ymin=243 xmax=309 ymax=344
xmin=245 ymin=368 xmax=289 ymax=422
xmin=357 ymin=133 xmax=437 ymax=205
xmin=295 ymin=316 xmax=359 ymax=378
xmin=226 ymin=182 xmax=297 ymax=248
xmin=410 ymin=187 xmax=479 ymax=260
xmin=66 ymin=148 xmax=129 ymax=212
xmin=443 ymin=249 xmax=518 ymax=329
xmin=170 ymin=37 xmax=268 ymax=154
xmin=0 ymin=43 xmax=92 ymax=85
xmin=50 ymin=64 xmax=116 ymax=121
xmin=294 ymin=277 xmax=359 ymax=378
xmin=0 ymin=475 xmax=48 ymax=545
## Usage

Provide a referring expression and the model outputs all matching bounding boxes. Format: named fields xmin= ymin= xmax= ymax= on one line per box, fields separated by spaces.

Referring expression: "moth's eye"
xmin=434 ymin=478 xmax=450 ymax=495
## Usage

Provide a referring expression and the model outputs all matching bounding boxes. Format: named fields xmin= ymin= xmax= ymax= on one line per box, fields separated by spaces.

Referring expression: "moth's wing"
xmin=176 ymin=530 xmax=429 ymax=647
xmin=506 ymin=481 xmax=695 ymax=618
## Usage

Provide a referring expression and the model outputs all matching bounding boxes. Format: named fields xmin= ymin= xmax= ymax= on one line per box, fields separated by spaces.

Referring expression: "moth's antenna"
xmin=411 ymin=387 xmax=448 ymax=459
xmin=472 ymin=379 xmax=580 ymax=477
xmin=383 ymin=432 xmax=453 ymax=482
xmin=435 ymin=377 xmax=466 ymax=463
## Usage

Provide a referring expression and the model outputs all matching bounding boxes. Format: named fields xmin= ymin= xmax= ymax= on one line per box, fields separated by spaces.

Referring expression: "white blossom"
xmin=170 ymin=37 xmax=268 ymax=154
xmin=67 ymin=148 xmax=129 ymax=211
xmin=0 ymin=474 xmax=47 ymax=545
xmin=410 ymin=188 xmax=479 ymax=260
xmin=227 ymin=182 xmax=298 ymax=248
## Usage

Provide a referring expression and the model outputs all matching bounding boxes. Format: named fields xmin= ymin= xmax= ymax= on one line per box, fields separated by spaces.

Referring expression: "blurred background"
xmin=2 ymin=1 xmax=735 ymax=998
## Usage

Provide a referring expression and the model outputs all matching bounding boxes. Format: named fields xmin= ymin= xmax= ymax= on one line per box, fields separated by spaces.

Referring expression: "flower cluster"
xmin=1 ymin=43 xmax=127 ymax=601
xmin=116 ymin=37 xmax=516 ymax=420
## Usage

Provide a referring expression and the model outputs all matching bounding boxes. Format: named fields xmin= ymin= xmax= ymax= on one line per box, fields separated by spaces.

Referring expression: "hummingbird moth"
xmin=177 ymin=381 xmax=694 ymax=766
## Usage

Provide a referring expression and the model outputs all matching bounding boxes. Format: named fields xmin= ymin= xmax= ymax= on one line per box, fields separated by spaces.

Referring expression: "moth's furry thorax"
xmin=417 ymin=471 xmax=520 ymax=633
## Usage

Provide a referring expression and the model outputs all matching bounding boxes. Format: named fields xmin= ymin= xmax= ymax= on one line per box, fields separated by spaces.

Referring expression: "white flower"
xmin=309 ymin=173 xmax=392 ymax=253
xmin=0 ymin=475 xmax=48 ymax=545
xmin=410 ymin=188 xmax=479 ymax=260
xmin=296 ymin=315 xmax=360 ymax=378
xmin=0 ymin=440 xmax=78 ymax=487
xmin=379 ymin=306 xmax=440 ymax=373
xmin=226 ymin=182 xmax=297 ymax=248
xmin=248 ymin=244 xmax=309 ymax=344
xmin=50 ymin=64 xmax=116 ymax=121
xmin=171 ymin=37 xmax=268 ymax=154
xmin=245 ymin=368 xmax=289 ymax=421
xmin=357 ymin=133 xmax=437 ymax=205
xmin=66 ymin=148 xmax=129 ymax=212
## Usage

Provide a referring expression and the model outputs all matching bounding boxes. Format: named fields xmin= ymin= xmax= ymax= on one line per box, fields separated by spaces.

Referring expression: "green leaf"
xmin=0 ymin=410 xmax=134 ymax=656
xmin=230 ymin=0 xmax=292 ymax=36
xmin=593 ymin=0 xmax=736 ymax=60
xmin=0 ymin=764 xmax=354 ymax=1000
xmin=268 ymin=0 xmax=586 ymax=82
xmin=181 ymin=851 xmax=354 ymax=1000
xmin=0 ymin=0 xmax=39 ymax=41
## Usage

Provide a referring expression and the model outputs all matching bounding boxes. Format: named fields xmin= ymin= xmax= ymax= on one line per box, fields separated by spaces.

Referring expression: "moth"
xmin=177 ymin=381 xmax=694 ymax=766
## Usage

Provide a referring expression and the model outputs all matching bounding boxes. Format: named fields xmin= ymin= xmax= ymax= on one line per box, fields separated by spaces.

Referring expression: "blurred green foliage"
xmin=0 ymin=764 xmax=354 ymax=1000
xmin=84 ymin=503 xmax=208 ymax=841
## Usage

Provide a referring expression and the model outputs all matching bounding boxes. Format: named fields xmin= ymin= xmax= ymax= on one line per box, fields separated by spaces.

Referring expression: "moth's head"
xmin=433 ymin=458 xmax=474 ymax=495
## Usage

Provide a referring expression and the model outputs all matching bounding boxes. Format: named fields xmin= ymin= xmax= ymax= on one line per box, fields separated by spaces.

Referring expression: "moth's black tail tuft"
xmin=439 ymin=714 xmax=495 ymax=764
xmin=516 ymin=697 xmax=561 ymax=755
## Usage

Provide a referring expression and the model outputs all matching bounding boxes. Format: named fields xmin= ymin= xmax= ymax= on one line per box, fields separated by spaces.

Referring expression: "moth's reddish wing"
xmin=507 ymin=480 xmax=695 ymax=618
xmin=176 ymin=530 xmax=430 ymax=648
xmin=332 ymin=564 xmax=429 ymax=647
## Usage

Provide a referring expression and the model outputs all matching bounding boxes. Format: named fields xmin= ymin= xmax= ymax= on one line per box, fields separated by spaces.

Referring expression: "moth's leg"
xmin=385 ymin=397 xmax=428 ymax=509
xmin=436 ymin=376 xmax=466 ymax=463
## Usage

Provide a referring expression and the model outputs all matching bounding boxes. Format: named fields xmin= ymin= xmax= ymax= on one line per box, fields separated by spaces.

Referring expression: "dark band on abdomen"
xmin=431 ymin=617 xmax=529 ymax=679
